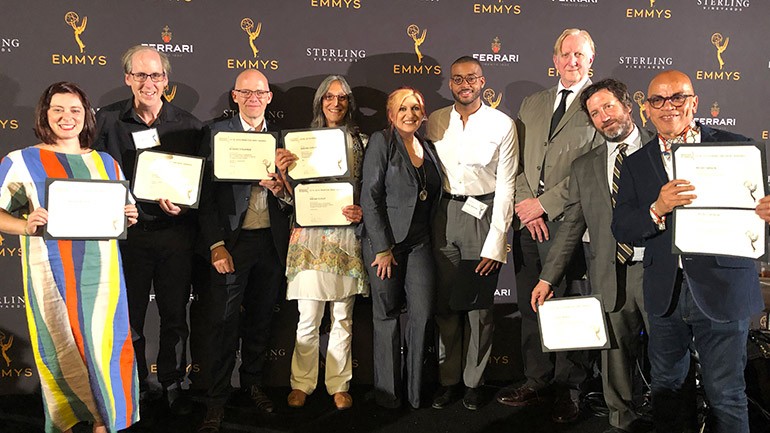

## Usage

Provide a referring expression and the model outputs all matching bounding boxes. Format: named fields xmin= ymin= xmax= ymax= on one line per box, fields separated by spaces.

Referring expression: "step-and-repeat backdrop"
xmin=1 ymin=0 xmax=767 ymax=394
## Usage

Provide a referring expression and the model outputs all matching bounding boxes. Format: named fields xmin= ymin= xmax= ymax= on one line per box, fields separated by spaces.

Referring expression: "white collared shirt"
xmin=553 ymin=75 xmax=590 ymax=113
xmin=427 ymin=103 xmax=517 ymax=262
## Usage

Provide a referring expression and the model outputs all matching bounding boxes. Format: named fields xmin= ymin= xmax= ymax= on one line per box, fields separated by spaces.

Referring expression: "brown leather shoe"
xmin=287 ymin=389 xmax=307 ymax=408
xmin=495 ymin=385 xmax=545 ymax=407
xmin=551 ymin=394 xmax=579 ymax=423
xmin=333 ymin=392 xmax=353 ymax=410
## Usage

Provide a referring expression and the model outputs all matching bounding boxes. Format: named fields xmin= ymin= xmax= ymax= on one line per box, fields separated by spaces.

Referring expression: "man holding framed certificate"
xmin=94 ymin=45 xmax=203 ymax=415
xmin=197 ymin=69 xmax=291 ymax=433
xmin=612 ymin=70 xmax=764 ymax=433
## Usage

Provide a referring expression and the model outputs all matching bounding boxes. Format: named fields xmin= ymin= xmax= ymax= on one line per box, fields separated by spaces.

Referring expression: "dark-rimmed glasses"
xmin=128 ymin=72 xmax=166 ymax=83
xmin=451 ymin=75 xmax=483 ymax=85
xmin=233 ymin=89 xmax=272 ymax=100
xmin=646 ymin=94 xmax=694 ymax=109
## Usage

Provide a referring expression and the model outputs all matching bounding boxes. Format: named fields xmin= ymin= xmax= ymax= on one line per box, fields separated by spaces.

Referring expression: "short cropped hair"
xmin=121 ymin=45 xmax=172 ymax=75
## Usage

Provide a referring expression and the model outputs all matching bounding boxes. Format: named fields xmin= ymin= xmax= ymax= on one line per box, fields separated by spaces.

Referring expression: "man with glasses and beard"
xmin=427 ymin=56 xmax=517 ymax=411
xmin=531 ymin=78 xmax=653 ymax=433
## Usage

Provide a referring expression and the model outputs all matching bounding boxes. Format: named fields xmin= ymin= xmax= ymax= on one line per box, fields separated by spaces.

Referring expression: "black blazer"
xmin=611 ymin=124 xmax=763 ymax=321
xmin=197 ymin=115 xmax=291 ymax=266
xmin=360 ymin=129 xmax=443 ymax=254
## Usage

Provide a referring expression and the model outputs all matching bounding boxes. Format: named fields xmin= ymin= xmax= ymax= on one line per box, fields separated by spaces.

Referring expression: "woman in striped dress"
xmin=0 ymin=82 xmax=139 ymax=433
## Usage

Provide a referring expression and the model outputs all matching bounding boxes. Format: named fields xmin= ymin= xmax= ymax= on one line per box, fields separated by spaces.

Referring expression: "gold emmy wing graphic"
xmin=64 ymin=11 xmax=87 ymax=53
xmin=650 ymin=0 xmax=655 ymax=7
xmin=0 ymin=233 xmax=4 ymax=246
xmin=163 ymin=85 xmax=177 ymax=103
xmin=633 ymin=91 xmax=647 ymax=127
xmin=241 ymin=18 xmax=262 ymax=58
xmin=483 ymin=89 xmax=502 ymax=109
xmin=406 ymin=24 xmax=427 ymax=64
xmin=0 ymin=331 xmax=13 ymax=367
xmin=711 ymin=33 xmax=729 ymax=70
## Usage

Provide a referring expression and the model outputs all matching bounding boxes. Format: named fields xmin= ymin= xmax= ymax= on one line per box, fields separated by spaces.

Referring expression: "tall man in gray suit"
xmin=427 ymin=56 xmax=517 ymax=411
xmin=497 ymin=28 xmax=601 ymax=423
xmin=531 ymin=78 xmax=653 ymax=433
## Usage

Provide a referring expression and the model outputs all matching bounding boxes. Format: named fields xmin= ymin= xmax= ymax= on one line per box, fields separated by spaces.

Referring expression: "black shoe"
xmin=551 ymin=393 xmax=579 ymax=423
xmin=198 ymin=405 xmax=224 ymax=433
xmin=462 ymin=387 xmax=480 ymax=411
xmin=165 ymin=382 xmax=193 ymax=416
xmin=431 ymin=385 xmax=457 ymax=409
xmin=496 ymin=384 xmax=546 ymax=407
xmin=247 ymin=385 xmax=274 ymax=413
xmin=602 ymin=428 xmax=631 ymax=433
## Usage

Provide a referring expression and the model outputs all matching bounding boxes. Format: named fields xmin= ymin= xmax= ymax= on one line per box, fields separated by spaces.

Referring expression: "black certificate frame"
xmin=283 ymin=127 xmax=351 ymax=182
xmin=132 ymin=149 xmax=205 ymax=209
xmin=212 ymin=130 xmax=279 ymax=182
xmin=293 ymin=180 xmax=355 ymax=228
xmin=44 ymin=178 xmax=130 ymax=241
xmin=536 ymin=294 xmax=610 ymax=353
xmin=671 ymin=141 xmax=768 ymax=260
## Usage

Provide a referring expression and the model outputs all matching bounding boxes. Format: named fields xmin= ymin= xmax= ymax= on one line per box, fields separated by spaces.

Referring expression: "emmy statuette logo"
xmin=483 ymin=89 xmax=502 ymax=109
xmin=711 ymin=32 xmax=729 ymax=70
xmin=163 ymin=85 xmax=177 ymax=103
xmin=0 ymin=331 xmax=12 ymax=367
xmin=241 ymin=18 xmax=262 ymax=58
xmin=406 ymin=24 xmax=426 ymax=64
xmin=633 ymin=91 xmax=647 ymax=127
xmin=64 ymin=11 xmax=87 ymax=53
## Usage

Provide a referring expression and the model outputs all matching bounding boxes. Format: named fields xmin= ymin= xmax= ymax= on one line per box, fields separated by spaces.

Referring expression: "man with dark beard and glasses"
xmin=531 ymin=78 xmax=653 ymax=433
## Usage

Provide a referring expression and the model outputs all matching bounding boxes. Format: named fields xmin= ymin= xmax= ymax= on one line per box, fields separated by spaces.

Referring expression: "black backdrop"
xmin=1 ymin=0 xmax=767 ymax=394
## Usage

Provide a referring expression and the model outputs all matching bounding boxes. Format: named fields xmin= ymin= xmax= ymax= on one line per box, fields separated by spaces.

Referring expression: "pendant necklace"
xmin=417 ymin=164 xmax=428 ymax=201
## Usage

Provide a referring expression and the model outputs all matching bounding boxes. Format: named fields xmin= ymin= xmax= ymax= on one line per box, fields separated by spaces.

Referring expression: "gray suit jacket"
xmin=515 ymin=81 xmax=602 ymax=229
xmin=540 ymin=127 xmax=655 ymax=312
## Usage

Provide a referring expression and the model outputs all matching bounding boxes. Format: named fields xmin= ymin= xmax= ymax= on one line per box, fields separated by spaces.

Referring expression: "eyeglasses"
xmin=129 ymin=72 xmax=166 ymax=83
xmin=646 ymin=93 xmax=694 ymax=109
xmin=323 ymin=93 xmax=349 ymax=102
xmin=233 ymin=89 xmax=272 ymax=100
xmin=451 ymin=75 xmax=482 ymax=85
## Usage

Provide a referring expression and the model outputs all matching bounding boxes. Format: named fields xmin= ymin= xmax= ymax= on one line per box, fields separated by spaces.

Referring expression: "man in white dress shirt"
xmin=426 ymin=56 xmax=517 ymax=411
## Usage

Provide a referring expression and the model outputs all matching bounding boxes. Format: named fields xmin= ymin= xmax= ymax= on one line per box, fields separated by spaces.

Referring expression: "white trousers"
xmin=290 ymin=297 xmax=355 ymax=395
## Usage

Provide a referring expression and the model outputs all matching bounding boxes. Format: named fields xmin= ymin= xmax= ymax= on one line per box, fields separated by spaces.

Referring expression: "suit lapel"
xmin=591 ymin=144 xmax=612 ymax=208
xmin=644 ymin=136 xmax=668 ymax=185
xmin=551 ymin=80 xmax=590 ymax=137
xmin=392 ymin=131 xmax=419 ymax=180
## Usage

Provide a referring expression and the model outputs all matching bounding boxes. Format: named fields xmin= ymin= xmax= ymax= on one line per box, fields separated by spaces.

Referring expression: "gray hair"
xmin=121 ymin=45 xmax=172 ymax=76
xmin=310 ymin=75 xmax=357 ymax=129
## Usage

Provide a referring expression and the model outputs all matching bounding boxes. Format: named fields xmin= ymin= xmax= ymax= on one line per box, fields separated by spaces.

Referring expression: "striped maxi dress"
xmin=0 ymin=147 xmax=139 ymax=433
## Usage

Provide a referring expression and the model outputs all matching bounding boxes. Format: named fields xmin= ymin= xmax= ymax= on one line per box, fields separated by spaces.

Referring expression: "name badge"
xmin=461 ymin=197 xmax=488 ymax=220
xmin=132 ymin=128 xmax=161 ymax=150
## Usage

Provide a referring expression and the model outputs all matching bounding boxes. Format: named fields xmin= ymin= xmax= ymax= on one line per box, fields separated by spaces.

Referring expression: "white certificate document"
xmin=45 ymin=179 xmax=129 ymax=240
xmin=537 ymin=296 xmax=609 ymax=352
xmin=284 ymin=128 xmax=349 ymax=180
xmin=132 ymin=150 xmax=205 ymax=208
xmin=213 ymin=131 xmax=277 ymax=181
xmin=673 ymin=208 xmax=766 ymax=259
xmin=294 ymin=182 xmax=354 ymax=227
xmin=673 ymin=143 xmax=765 ymax=208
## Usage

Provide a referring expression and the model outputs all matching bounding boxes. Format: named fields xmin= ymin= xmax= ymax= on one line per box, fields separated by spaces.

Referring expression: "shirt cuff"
xmin=210 ymin=240 xmax=225 ymax=251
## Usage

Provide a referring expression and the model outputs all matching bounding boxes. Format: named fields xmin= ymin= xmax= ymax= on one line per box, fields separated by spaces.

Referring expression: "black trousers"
xmin=121 ymin=222 xmax=194 ymax=388
xmin=513 ymin=223 xmax=588 ymax=392
xmin=205 ymin=229 xmax=284 ymax=405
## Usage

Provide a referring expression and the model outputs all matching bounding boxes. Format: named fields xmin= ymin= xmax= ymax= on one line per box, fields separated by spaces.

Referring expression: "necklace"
xmin=417 ymin=164 xmax=428 ymax=201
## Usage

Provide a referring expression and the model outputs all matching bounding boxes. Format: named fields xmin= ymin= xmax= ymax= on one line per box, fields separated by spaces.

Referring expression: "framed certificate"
xmin=283 ymin=127 xmax=349 ymax=181
xmin=44 ymin=179 xmax=129 ymax=240
xmin=672 ymin=142 xmax=766 ymax=209
xmin=294 ymin=181 xmax=354 ymax=227
xmin=132 ymin=150 xmax=205 ymax=208
xmin=537 ymin=295 xmax=610 ymax=352
xmin=672 ymin=209 xmax=767 ymax=260
xmin=213 ymin=131 xmax=277 ymax=181
xmin=671 ymin=142 xmax=768 ymax=259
